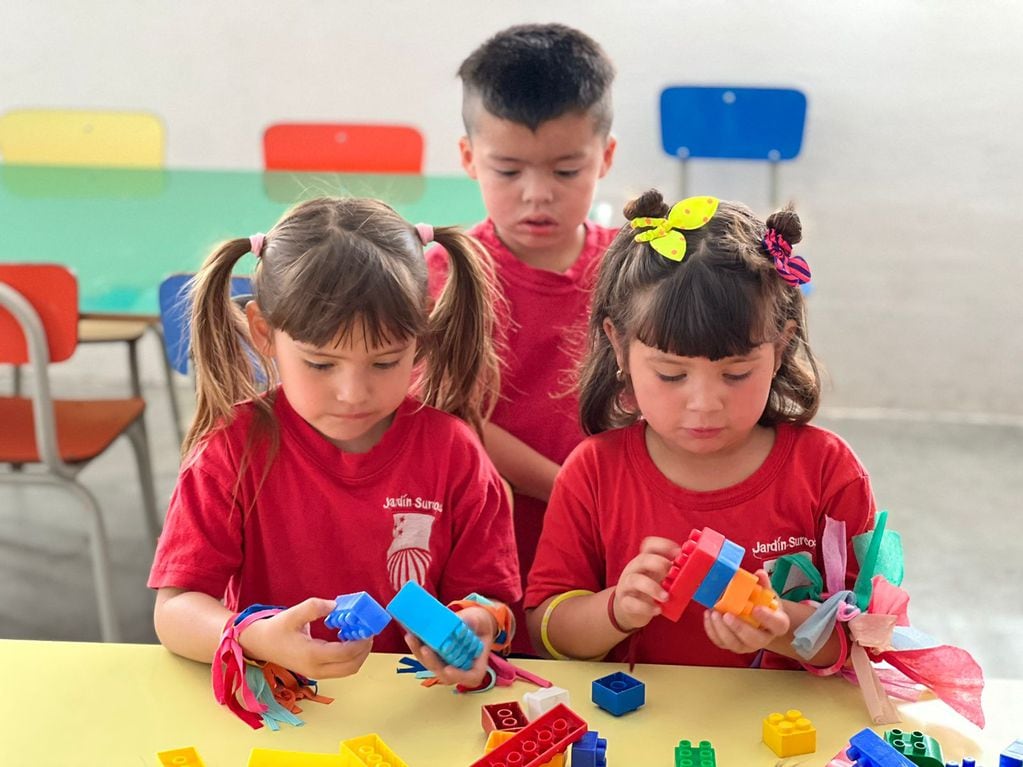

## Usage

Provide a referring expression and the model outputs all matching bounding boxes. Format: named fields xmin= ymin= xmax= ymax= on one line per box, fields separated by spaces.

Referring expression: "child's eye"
xmin=496 ymin=169 xmax=520 ymax=178
xmin=303 ymin=360 xmax=333 ymax=371
xmin=555 ymin=169 xmax=580 ymax=178
xmin=373 ymin=360 xmax=400 ymax=370
xmin=656 ymin=372 xmax=686 ymax=383
xmin=724 ymin=371 xmax=753 ymax=382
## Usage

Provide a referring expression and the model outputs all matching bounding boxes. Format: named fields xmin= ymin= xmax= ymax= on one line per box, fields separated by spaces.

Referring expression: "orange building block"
xmin=713 ymin=569 xmax=780 ymax=627
xmin=484 ymin=731 xmax=565 ymax=767
xmin=763 ymin=710 xmax=816 ymax=757
xmin=158 ymin=747 xmax=206 ymax=767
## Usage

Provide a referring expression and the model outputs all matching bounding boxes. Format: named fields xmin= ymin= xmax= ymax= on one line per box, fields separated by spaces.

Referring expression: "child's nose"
xmin=686 ymin=379 xmax=724 ymax=411
xmin=336 ymin=371 xmax=371 ymax=405
xmin=522 ymin=173 xmax=554 ymax=204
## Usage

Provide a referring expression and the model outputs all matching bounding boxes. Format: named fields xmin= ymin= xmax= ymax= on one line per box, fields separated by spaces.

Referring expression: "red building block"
xmin=660 ymin=528 xmax=725 ymax=621
xmin=482 ymin=701 xmax=529 ymax=734
xmin=469 ymin=703 xmax=587 ymax=767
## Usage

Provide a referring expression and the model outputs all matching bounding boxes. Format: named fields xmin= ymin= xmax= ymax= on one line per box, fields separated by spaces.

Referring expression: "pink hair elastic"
xmin=414 ymin=223 xmax=434 ymax=246
xmin=249 ymin=232 xmax=266 ymax=258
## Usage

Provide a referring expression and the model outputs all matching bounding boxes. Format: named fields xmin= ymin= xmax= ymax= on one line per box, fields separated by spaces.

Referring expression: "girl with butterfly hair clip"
xmin=525 ymin=190 xmax=879 ymax=670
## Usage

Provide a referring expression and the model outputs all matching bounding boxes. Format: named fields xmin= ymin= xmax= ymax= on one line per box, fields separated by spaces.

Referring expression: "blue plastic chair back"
xmin=159 ymin=273 xmax=254 ymax=375
xmin=660 ymin=86 xmax=807 ymax=161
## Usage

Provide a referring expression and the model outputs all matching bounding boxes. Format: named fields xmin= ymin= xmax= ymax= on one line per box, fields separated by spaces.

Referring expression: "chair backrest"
xmin=159 ymin=273 xmax=254 ymax=375
xmin=660 ymin=87 xmax=807 ymax=161
xmin=0 ymin=109 xmax=165 ymax=168
xmin=0 ymin=264 xmax=78 ymax=365
xmin=262 ymin=123 xmax=424 ymax=173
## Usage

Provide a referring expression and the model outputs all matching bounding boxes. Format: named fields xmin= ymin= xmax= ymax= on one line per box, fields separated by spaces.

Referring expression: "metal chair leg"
xmin=62 ymin=478 xmax=121 ymax=642
xmin=152 ymin=323 xmax=184 ymax=446
xmin=126 ymin=418 xmax=161 ymax=547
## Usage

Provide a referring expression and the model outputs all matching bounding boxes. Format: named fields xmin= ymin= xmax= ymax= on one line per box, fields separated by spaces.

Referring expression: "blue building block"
xmin=592 ymin=671 xmax=645 ymax=716
xmin=385 ymin=581 xmax=483 ymax=670
xmin=847 ymin=729 xmax=916 ymax=767
xmin=944 ymin=760 xmax=976 ymax=767
xmin=1002 ymin=738 xmax=1023 ymax=767
xmin=324 ymin=592 xmax=391 ymax=641
xmin=693 ymin=539 xmax=744 ymax=607
xmin=572 ymin=731 xmax=607 ymax=767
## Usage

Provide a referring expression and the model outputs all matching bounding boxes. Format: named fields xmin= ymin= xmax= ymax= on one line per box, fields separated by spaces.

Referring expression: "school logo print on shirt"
xmin=385 ymin=505 xmax=440 ymax=590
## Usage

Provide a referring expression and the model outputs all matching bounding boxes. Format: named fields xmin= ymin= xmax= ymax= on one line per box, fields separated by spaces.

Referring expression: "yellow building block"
xmin=762 ymin=709 xmax=816 ymax=757
xmin=157 ymin=747 xmax=206 ymax=766
xmin=247 ymin=748 xmax=344 ymax=767
xmin=339 ymin=734 xmax=409 ymax=767
xmin=484 ymin=730 xmax=565 ymax=767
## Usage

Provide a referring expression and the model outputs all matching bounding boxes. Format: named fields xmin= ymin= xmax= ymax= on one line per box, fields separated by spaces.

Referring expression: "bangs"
xmin=264 ymin=239 xmax=427 ymax=350
xmin=634 ymin=257 xmax=769 ymax=360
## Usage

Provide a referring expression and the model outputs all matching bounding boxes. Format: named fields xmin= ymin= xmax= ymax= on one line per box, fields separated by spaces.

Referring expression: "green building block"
xmin=675 ymin=739 xmax=716 ymax=767
xmin=883 ymin=729 xmax=944 ymax=767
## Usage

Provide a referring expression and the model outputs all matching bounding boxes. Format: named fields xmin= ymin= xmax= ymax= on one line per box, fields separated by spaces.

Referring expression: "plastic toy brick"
xmin=942 ymin=760 xmax=976 ymax=767
xmin=158 ymin=747 xmax=206 ymax=766
xmin=522 ymin=686 xmax=571 ymax=721
xmin=660 ymin=527 xmax=725 ymax=621
xmin=1002 ymin=738 xmax=1023 ymax=767
xmin=763 ymin=709 xmax=816 ymax=757
xmin=385 ymin=580 xmax=483 ymax=670
xmin=572 ymin=730 xmax=608 ymax=767
xmin=591 ymin=671 xmax=645 ymax=716
xmin=693 ymin=538 xmax=744 ymax=607
xmin=482 ymin=701 xmax=529 ymax=734
xmin=883 ymin=729 xmax=944 ymax=767
xmin=339 ymin=734 xmax=409 ymax=767
xmin=846 ymin=728 xmax=916 ymax=767
xmin=675 ymin=739 xmax=717 ymax=767
xmin=247 ymin=749 xmax=344 ymax=767
xmin=469 ymin=702 xmax=587 ymax=767
xmin=324 ymin=591 xmax=391 ymax=641
xmin=712 ymin=566 xmax=779 ymax=628
xmin=484 ymin=731 xmax=565 ymax=767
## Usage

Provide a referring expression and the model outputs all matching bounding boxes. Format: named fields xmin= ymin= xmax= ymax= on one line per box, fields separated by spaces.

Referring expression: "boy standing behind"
xmin=427 ymin=24 xmax=617 ymax=652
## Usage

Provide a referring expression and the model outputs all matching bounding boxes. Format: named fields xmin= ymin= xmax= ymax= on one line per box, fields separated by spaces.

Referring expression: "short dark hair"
xmin=458 ymin=24 xmax=615 ymax=134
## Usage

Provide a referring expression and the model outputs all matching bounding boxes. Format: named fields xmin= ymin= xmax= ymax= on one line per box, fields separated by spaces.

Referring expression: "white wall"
xmin=3 ymin=0 xmax=1022 ymax=415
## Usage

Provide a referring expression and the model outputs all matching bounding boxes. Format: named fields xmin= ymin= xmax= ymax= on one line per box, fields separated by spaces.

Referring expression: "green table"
xmin=0 ymin=164 xmax=485 ymax=316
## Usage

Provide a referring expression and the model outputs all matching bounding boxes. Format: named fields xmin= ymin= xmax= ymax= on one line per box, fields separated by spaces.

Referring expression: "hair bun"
xmin=765 ymin=206 xmax=802 ymax=245
xmin=623 ymin=189 xmax=669 ymax=221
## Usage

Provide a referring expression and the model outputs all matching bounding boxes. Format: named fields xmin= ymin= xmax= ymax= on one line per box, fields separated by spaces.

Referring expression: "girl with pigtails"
xmin=150 ymin=197 xmax=519 ymax=692
xmin=526 ymin=191 xmax=877 ymax=669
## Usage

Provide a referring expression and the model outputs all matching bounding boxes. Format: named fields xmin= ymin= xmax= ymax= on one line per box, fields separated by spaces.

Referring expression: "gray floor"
xmin=1 ymin=333 xmax=1021 ymax=679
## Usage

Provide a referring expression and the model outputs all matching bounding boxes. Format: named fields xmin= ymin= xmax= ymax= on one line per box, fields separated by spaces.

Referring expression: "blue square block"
xmin=572 ymin=730 xmax=607 ymax=767
xmin=385 ymin=581 xmax=482 ymax=670
xmin=1002 ymin=738 xmax=1023 ymax=767
xmin=693 ymin=539 xmax=743 ymax=607
xmin=324 ymin=591 xmax=391 ymax=640
xmin=592 ymin=671 xmax=645 ymax=716
xmin=847 ymin=729 xmax=915 ymax=767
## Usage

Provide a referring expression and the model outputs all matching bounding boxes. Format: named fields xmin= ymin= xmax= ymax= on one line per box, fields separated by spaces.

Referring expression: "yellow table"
xmin=1 ymin=640 xmax=1017 ymax=766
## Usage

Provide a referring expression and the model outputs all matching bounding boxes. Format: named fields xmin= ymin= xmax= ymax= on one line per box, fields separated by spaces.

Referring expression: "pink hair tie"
xmin=764 ymin=228 xmax=811 ymax=287
xmin=249 ymin=232 xmax=266 ymax=258
xmin=414 ymin=223 xmax=434 ymax=246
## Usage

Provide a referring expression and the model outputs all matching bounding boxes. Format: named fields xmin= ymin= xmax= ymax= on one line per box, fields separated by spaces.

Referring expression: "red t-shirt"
xmin=148 ymin=390 xmax=521 ymax=653
xmin=426 ymin=218 xmax=618 ymax=577
xmin=525 ymin=421 xmax=876 ymax=667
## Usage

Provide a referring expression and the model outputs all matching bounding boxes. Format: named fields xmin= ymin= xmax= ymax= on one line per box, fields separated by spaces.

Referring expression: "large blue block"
xmin=324 ymin=591 xmax=391 ymax=640
xmin=693 ymin=539 xmax=744 ymax=607
xmin=572 ymin=730 xmax=607 ymax=767
xmin=847 ymin=729 xmax=916 ymax=767
xmin=385 ymin=581 xmax=482 ymax=670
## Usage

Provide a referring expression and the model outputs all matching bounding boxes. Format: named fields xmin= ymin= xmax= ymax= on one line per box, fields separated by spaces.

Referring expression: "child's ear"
xmin=246 ymin=301 xmax=275 ymax=356
xmin=598 ymin=134 xmax=617 ymax=178
xmin=602 ymin=317 xmax=627 ymax=371
xmin=459 ymin=135 xmax=478 ymax=180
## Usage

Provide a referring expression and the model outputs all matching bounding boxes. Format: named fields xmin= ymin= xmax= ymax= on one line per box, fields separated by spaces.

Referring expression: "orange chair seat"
xmin=0 ymin=396 xmax=145 ymax=464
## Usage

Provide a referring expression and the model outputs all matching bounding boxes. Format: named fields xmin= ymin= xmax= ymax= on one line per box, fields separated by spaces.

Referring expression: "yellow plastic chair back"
xmin=0 ymin=109 xmax=164 ymax=167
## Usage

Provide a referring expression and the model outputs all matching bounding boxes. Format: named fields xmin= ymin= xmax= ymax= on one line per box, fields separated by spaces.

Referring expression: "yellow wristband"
xmin=539 ymin=589 xmax=596 ymax=660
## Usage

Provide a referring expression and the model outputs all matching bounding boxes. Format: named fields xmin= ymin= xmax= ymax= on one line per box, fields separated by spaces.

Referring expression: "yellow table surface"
xmin=1 ymin=639 xmax=1017 ymax=766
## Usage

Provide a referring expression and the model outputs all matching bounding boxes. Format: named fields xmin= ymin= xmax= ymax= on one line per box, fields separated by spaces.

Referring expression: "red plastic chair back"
xmin=0 ymin=264 xmax=78 ymax=364
xmin=262 ymin=123 xmax=424 ymax=173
